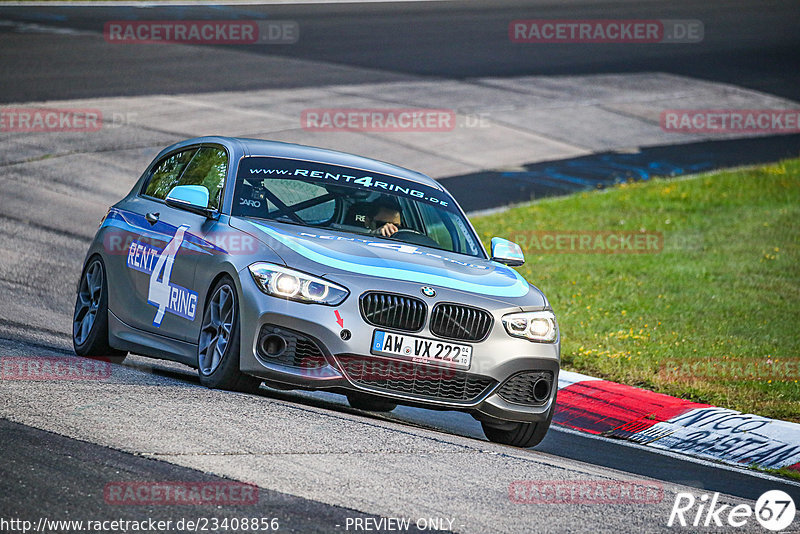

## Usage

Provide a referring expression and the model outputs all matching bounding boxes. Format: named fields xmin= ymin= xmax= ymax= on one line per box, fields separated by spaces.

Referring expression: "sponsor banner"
xmin=241 ymin=156 xmax=457 ymax=210
xmin=509 ymin=19 xmax=703 ymax=43
xmin=621 ymin=408 xmax=800 ymax=471
xmin=554 ymin=373 xmax=800 ymax=471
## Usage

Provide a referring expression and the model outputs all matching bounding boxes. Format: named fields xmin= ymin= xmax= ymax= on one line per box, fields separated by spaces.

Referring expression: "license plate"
xmin=370 ymin=330 xmax=472 ymax=369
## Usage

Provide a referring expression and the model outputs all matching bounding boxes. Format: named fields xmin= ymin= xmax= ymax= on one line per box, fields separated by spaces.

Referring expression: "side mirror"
xmin=165 ymin=185 xmax=213 ymax=217
xmin=490 ymin=237 xmax=525 ymax=267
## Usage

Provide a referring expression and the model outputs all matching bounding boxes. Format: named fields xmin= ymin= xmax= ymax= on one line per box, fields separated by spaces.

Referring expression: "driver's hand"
xmin=378 ymin=223 xmax=399 ymax=237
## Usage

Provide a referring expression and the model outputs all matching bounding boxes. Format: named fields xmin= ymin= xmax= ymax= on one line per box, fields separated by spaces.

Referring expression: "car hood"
xmin=231 ymin=218 xmax=545 ymax=304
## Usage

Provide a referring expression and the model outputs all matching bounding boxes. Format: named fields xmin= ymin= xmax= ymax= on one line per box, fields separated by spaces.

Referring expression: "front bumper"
xmin=237 ymin=270 xmax=560 ymax=423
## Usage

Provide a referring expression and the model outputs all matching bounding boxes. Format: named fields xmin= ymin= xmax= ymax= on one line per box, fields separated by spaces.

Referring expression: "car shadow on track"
xmin=118 ymin=355 xmax=800 ymax=502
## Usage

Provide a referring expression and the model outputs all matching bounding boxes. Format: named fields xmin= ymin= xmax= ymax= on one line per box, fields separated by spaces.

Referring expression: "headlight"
xmin=248 ymin=263 xmax=349 ymax=306
xmin=502 ymin=310 xmax=558 ymax=343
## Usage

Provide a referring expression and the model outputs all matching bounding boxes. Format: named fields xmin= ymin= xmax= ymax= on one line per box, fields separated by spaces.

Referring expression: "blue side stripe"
xmin=102 ymin=208 xmax=226 ymax=255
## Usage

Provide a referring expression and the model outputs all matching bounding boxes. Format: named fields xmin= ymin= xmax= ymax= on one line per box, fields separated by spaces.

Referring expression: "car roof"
xmin=160 ymin=136 xmax=444 ymax=191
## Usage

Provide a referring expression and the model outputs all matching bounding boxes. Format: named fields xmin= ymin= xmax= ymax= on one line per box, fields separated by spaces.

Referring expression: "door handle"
xmin=145 ymin=212 xmax=160 ymax=225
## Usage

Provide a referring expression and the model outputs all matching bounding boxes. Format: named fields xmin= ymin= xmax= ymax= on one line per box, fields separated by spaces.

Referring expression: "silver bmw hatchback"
xmin=73 ymin=136 xmax=560 ymax=447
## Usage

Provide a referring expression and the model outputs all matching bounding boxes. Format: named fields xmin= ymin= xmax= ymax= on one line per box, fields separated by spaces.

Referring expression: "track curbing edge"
xmin=555 ymin=370 xmax=800 ymax=473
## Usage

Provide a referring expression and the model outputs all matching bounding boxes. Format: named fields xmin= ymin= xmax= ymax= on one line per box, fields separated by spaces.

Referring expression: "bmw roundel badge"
xmin=421 ymin=286 xmax=436 ymax=297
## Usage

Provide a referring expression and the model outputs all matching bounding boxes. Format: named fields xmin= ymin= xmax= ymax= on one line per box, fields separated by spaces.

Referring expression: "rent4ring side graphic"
xmin=126 ymin=225 xmax=198 ymax=326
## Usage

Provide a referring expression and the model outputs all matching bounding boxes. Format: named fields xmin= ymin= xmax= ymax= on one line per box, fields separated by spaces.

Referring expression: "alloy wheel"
xmin=73 ymin=260 xmax=103 ymax=346
xmin=198 ymin=284 xmax=235 ymax=376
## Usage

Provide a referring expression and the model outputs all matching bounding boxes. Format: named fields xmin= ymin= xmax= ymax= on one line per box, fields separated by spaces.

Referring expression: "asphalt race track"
xmin=1 ymin=0 xmax=800 ymax=102
xmin=1 ymin=1 xmax=800 ymax=533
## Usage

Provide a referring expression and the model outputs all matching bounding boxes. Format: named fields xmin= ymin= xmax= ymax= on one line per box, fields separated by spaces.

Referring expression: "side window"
xmin=143 ymin=149 xmax=197 ymax=201
xmin=176 ymin=147 xmax=228 ymax=210
xmin=418 ymin=204 xmax=455 ymax=251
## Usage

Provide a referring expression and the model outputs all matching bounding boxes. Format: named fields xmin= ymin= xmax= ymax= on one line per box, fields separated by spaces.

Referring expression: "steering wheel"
xmin=391 ymin=229 xmax=440 ymax=248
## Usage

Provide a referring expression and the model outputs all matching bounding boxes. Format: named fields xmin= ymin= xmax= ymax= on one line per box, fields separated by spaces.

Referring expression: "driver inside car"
xmin=365 ymin=196 xmax=403 ymax=237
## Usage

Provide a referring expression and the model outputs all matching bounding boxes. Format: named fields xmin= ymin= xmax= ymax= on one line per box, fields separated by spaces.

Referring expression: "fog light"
xmin=531 ymin=378 xmax=551 ymax=402
xmin=259 ymin=334 xmax=287 ymax=358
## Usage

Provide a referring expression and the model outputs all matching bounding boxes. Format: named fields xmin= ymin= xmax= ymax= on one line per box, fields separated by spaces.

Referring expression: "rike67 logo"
xmin=668 ymin=490 xmax=796 ymax=531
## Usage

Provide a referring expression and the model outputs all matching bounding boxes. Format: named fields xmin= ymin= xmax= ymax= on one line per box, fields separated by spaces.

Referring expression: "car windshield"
xmin=232 ymin=156 xmax=485 ymax=258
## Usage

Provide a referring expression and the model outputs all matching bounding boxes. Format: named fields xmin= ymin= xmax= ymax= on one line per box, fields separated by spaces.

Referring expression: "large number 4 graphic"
xmin=148 ymin=225 xmax=190 ymax=326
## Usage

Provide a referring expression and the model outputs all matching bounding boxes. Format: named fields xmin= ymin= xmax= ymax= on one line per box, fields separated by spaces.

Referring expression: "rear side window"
xmin=142 ymin=147 xmax=228 ymax=210
xmin=143 ymin=149 xmax=197 ymax=201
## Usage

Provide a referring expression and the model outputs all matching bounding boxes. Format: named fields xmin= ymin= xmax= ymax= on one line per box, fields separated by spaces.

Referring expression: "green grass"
xmin=472 ymin=159 xmax=800 ymax=422
xmin=759 ymin=466 xmax=800 ymax=482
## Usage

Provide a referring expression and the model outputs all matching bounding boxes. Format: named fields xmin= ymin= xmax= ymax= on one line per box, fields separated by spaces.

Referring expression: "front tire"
xmin=72 ymin=256 xmax=126 ymax=363
xmin=197 ymin=277 xmax=261 ymax=393
xmin=481 ymin=391 xmax=556 ymax=448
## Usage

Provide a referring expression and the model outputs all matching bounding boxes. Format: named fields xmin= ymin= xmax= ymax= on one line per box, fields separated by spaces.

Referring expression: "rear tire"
xmin=481 ymin=391 xmax=556 ymax=448
xmin=346 ymin=392 xmax=397 ymax=412
xmin=72 ymin=256 xmax=127 ymax=364
xmin=197 ymin=277 xmax=261 ymax=393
